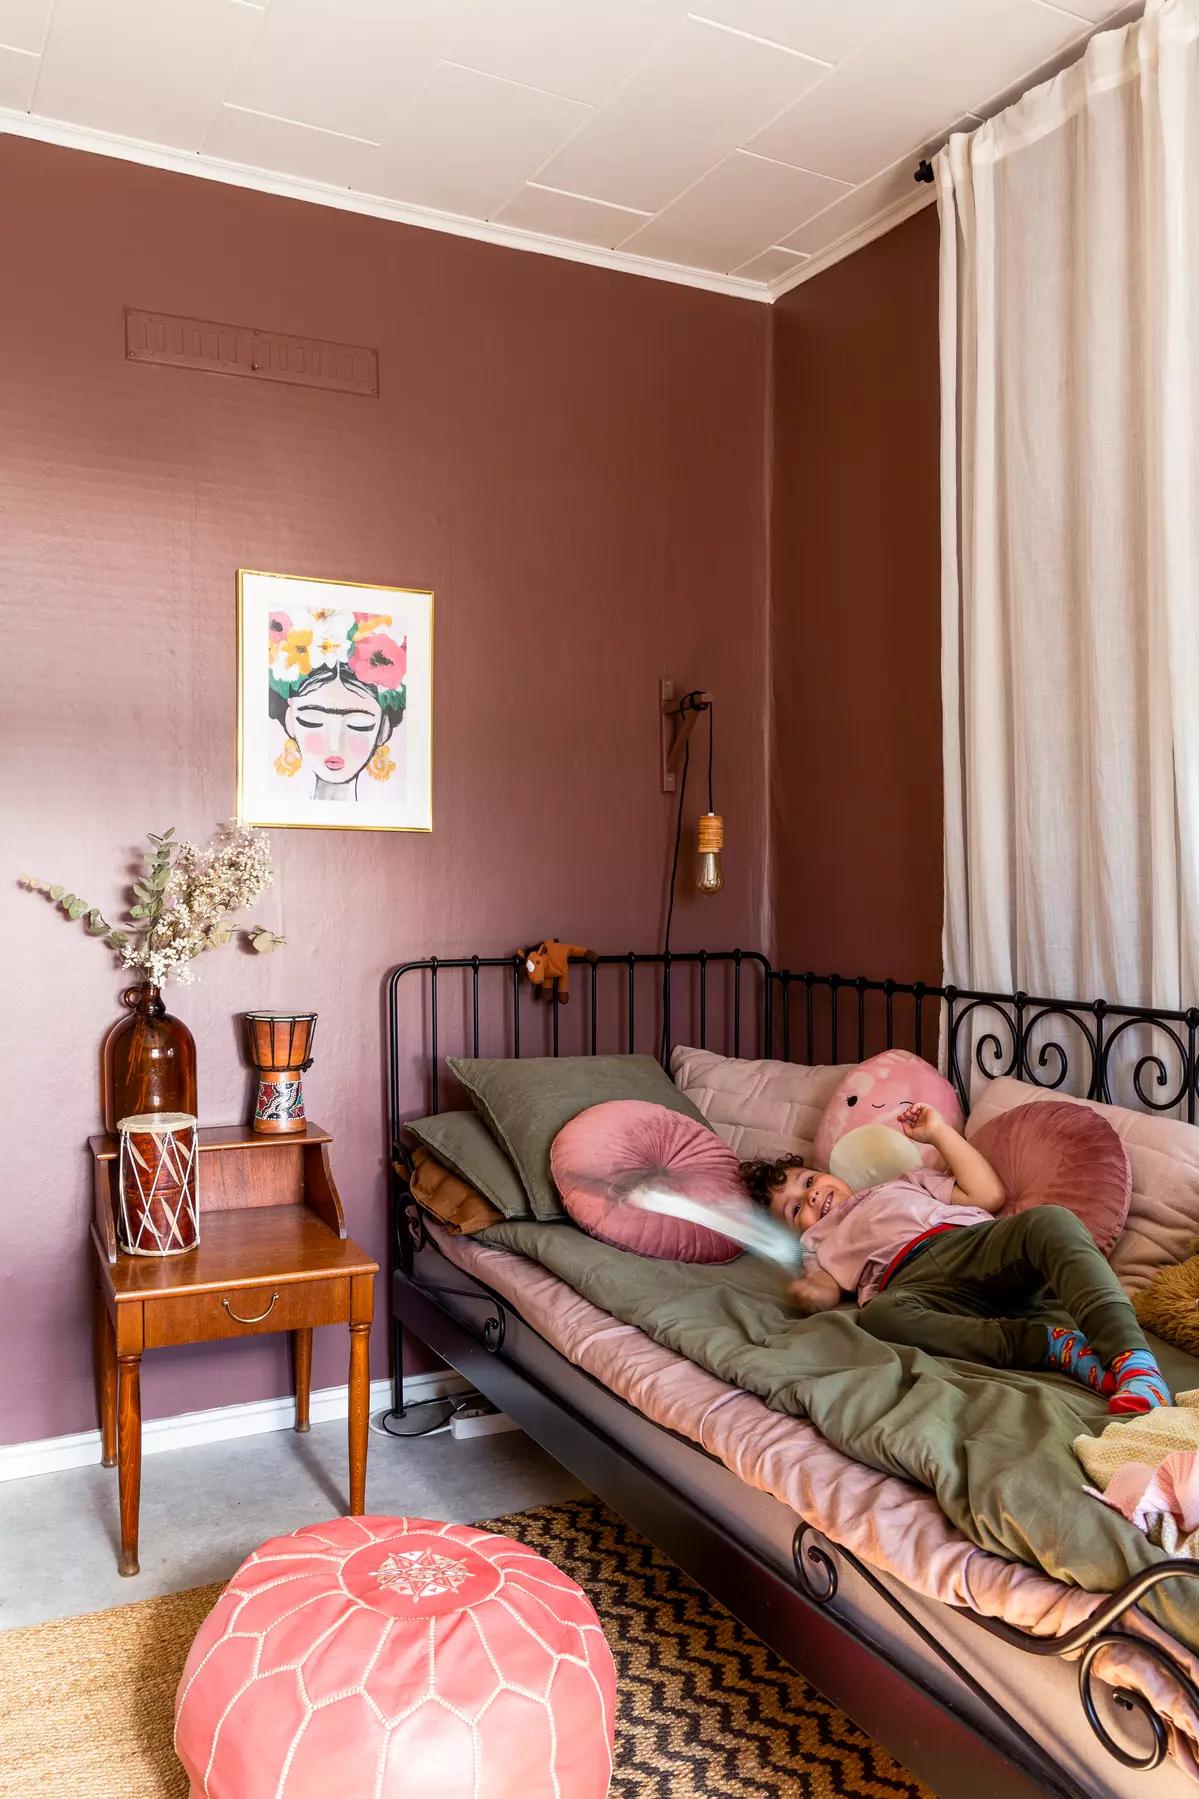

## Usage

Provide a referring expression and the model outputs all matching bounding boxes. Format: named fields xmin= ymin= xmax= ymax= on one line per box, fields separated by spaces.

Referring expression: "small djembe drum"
xmin=244 ymin=1012 xmax=318 ymax=1134
xmin=117 ymin=1112 xmax=200 ymax=1255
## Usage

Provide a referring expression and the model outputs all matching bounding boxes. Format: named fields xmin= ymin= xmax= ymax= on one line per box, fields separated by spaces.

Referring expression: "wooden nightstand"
xmin=89 ymin=1123 xmax=378 ymax=1576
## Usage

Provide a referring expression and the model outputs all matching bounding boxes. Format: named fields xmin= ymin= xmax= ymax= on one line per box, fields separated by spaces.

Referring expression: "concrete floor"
xmin=0 ymin=1417 xmax=586 ymax=1628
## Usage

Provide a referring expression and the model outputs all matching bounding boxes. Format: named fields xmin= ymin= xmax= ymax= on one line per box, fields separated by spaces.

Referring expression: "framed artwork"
xmin=236 ymin=570 xmax=433 ymax=832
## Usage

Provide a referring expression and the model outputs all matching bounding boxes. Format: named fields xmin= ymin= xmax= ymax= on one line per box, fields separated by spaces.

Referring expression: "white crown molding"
xmin=766 ymin=182 xmax=937 ymax=301
xmin=0 ymin=107 xmax=773 ymax=304
xmin=0 ymin=1369 xmax=470 ymax=1483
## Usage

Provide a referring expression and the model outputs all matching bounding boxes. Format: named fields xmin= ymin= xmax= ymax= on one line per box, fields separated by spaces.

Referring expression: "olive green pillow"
xmin=447 ymin=1053 xmax=710 ymax=1222
xmin=405 ymin=1110 xmax=533 ymax=1223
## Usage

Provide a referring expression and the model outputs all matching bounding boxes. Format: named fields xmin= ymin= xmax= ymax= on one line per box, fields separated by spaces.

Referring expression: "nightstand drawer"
xmin=144 ymin=1277 xmax=352 ymax=1348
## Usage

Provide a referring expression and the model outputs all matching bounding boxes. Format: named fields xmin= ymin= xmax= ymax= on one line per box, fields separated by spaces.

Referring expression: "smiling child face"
xmin=768 ymin=1165 xmax=854 ymax=1234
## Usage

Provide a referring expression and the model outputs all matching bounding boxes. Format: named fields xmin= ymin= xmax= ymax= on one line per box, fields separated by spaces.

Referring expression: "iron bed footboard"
xmin=384 ymin=949 xmax=1199 ymax=1798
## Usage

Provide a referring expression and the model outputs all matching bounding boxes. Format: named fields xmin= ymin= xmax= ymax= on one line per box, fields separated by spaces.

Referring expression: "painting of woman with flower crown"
xmin=237 ymin=570 xmax=433 ymax=831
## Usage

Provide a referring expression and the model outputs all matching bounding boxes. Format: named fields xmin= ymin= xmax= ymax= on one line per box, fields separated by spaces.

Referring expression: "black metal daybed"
xmin=384 ymin=949 xmax=1199 ymax=1799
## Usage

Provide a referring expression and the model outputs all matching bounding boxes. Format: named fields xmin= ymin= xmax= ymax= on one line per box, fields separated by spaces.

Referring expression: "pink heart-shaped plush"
xmin=814 ymin=1049 xmax=963 ymax=1190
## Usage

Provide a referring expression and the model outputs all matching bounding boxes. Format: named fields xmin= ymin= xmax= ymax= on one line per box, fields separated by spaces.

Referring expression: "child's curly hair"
xmin=741 ymin=1152 xmax=806 ymax=1210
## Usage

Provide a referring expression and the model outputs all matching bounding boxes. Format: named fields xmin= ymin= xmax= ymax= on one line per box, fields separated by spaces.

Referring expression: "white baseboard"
xmin=0 ymin=1370 xmax=471 ymax=1484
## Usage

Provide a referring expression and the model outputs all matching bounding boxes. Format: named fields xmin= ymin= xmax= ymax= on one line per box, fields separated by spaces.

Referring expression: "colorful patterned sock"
xmin=1108 ymin=1349 xmax=1172 ymax=1415
xmin=1042 ymin=1325 xmax=1115 ymax=1394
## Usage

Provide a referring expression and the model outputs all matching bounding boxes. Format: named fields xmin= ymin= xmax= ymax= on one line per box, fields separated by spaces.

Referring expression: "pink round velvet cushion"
xmin=175 ymin=1516 xmax=617 ymax=1799
xmin=551 ymin=1099 xmax=743 ymax=1261
xmin=969 ymin=1100 xmax=1132 ymax=1253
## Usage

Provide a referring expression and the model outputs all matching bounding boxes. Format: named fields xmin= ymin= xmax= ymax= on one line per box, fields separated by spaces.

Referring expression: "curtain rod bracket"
xmin=914 ymin=159 xmax=935 ymax=185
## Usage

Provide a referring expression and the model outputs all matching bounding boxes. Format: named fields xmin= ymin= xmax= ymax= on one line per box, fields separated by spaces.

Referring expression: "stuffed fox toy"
xmin=523 ymin=940 xmax=594 ymax=1004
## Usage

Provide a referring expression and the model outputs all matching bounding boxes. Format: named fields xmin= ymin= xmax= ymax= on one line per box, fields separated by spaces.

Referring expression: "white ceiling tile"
xmin=750 ymin=0 xmax=1087 ymax=182
xmin=624 ymin=150 xmax=846 ymax=271
xmin=0 ymin=40 xmax=36 ymax=106
xmin=445 ymin=0 xmax=684 ymax=107
xmin=777 ymin=111 xmax=978 ymax=254
xmin=0 ymin=0 xmax=52 ymax=55
xmin=493 ymin=183 xmax=652 ymax=249
xmin=357 ymin=65 xmax=590 ymax=220
xmin=1040 ymin=0 xmax=1125 ymax=20
xmin=734 ymin=245 xmax=809 ymax=282
xmin=779 ymin=157 xmax=917 ymax=254
xmin=226 ymin=0 xmax=468 ymax=143
xmin=536 ymin=16 xmax=826 ymax=214
xmin=691 ymin=0 xmax=911 ymax=65
xmin=34 ymin=0 xmax=262 ymax=148
xmin=200 ymin=104 xmax=373 ymax=186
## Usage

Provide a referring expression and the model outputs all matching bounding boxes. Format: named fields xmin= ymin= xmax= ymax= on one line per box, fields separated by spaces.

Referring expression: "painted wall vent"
xmin=125 ymin=308 xmax=379 ymax=397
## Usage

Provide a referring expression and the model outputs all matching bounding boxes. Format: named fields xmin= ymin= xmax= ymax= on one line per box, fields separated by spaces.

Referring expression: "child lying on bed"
xmin=742 ymin=1104 xmax=1170 ymax=1416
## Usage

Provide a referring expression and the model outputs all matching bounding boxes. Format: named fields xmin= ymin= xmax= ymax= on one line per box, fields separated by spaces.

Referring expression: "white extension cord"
xmin=369 ymin=1394 xmax=521 ymax=1440
xmin=449 ymin=1404 xmax=521 ymax=1441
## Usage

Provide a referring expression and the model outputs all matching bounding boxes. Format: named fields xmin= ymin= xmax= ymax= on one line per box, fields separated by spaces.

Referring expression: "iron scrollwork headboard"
xmin=769 ymin=971 xmax=1199 ymax=1121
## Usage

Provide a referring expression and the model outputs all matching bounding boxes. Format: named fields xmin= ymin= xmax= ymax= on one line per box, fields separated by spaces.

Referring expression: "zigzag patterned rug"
xmin=0 ymin=1493 xmax=930 ymax=1798
xmin=482 ymin=1495 xmax=932 ymax=1799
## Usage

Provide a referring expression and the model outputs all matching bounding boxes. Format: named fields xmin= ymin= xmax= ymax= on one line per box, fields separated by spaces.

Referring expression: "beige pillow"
xmin=966 ymin=1076 xmax=1199 ymax=1290
xmin=670 ymin=1046 xmax=852 ymax=1164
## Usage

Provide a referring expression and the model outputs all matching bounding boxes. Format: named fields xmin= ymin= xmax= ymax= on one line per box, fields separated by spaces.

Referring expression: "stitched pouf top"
xmin=175 ymin=1516 xmax=617 ymax=1799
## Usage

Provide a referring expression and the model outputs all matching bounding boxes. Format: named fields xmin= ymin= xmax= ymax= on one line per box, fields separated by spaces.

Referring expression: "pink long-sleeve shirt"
xmin=801 ymin=1168 xmax=994 ymax=1305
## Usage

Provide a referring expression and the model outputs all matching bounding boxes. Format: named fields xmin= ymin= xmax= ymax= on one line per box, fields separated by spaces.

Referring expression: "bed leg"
xmin=391 ymin=1313 xmax=407 ymax=1420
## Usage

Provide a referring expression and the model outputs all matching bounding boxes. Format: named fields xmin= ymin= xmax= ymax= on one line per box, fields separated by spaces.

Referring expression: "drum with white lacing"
xmin=116 ymin=1112 xmax=200 ymax=1255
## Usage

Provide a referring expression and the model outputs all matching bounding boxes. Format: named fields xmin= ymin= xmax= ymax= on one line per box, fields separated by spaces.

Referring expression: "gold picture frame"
xmin=236 ymin=569 xmax=434 ymax=832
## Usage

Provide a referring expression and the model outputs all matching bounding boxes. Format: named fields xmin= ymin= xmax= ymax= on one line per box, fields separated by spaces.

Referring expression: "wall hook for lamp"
xmin=659 ymin=679 xmax=712 ymax=794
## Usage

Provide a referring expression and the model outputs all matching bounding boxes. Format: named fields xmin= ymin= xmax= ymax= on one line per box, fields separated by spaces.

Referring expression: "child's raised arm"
xmin=898 ymin=1104 xmax=1005 ymax=1213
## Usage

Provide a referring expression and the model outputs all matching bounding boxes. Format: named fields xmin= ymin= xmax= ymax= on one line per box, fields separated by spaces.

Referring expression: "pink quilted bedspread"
xmin=430 ymin=1223 xmax=1199 ymax=1776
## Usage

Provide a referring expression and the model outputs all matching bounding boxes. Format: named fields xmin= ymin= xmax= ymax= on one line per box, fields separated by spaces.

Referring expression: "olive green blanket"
xmin=481 ymin=1219 xmax=1199 ymax=1648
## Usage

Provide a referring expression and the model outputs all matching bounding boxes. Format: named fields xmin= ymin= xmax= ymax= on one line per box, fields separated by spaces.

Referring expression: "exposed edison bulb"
xmin=696 ymin=812 xmax=725 ymax=895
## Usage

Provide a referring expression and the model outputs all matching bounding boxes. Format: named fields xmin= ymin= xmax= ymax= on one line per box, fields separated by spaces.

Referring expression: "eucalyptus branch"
xmin=19 ymin=875 xmax=129 ymax=950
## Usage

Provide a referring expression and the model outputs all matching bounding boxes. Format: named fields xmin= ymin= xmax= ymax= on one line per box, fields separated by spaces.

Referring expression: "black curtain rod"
xmin=914 ymin=158 xmax=935 ymax=184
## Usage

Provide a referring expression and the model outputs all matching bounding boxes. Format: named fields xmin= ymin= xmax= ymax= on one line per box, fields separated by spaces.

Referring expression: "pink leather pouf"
xmin=175 ymin=1516 xmax=617 ymax=1799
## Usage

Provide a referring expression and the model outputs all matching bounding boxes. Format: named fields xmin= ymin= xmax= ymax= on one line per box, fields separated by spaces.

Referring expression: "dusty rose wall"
xmin=769 ymin=206 xmax=943 ymax=981
xmin=1 ymin=137 xmax=770 ymax=1445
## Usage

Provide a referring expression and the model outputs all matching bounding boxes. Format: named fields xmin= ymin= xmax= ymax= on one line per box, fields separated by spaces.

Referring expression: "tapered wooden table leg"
xmin=96 ymin=1290 xmax=117 ymax=1469
xmin=293 ymin=1328 xmax=312 ymax=1434
xmin=348 ymin=1322 xmax=370 ymax=1515
xmin=117 ymin=1352 xmax=142 ymax=1576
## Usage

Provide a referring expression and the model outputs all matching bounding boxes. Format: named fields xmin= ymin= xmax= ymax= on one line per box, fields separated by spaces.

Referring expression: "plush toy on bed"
xmin=522 ymin=940 xmax=595 ymax=1004
xmin=814 ymin=1048 xmax=964 ymax=1189
xmin=1133 ymin=1239 xmax=1199 ymax=1355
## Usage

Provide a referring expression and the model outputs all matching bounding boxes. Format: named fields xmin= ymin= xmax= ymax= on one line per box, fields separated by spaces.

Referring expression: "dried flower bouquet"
xmin=21 ymin=823 xmax=283 ymax=986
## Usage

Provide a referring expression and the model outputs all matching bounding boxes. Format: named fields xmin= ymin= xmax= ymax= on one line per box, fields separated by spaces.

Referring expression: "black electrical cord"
xmin=660 ymin=738 xmax=689 ymax=1064
xmin=662 ymin=737 xmax=689 ymax=968
xmin=707 ymin=700 xmax=715 ymax=815
xmin=375 ymin=1393 xmax=458 ymax=1438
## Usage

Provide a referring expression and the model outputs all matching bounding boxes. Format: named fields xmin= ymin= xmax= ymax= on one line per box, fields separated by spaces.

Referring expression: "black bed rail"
xmin=386 ymin=949 xmax=772 ymax=1137
xmin=386 ymin=949 xmax=1199 ymax=1146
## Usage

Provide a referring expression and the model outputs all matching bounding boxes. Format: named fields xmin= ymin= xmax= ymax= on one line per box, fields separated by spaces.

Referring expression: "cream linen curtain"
xmin=939 ymin=0 xmax=1199 ymax=1011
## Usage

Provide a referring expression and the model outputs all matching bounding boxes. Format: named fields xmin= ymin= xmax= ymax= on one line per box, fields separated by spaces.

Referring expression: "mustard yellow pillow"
xmin=405 ymin=1147 xmax=505 ymax=1237
xmin=1133 ymin=1239 xmax=1199 ymax=1355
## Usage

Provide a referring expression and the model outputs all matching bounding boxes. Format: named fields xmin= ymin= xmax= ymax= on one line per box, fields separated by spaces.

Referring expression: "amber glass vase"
xmin=103 ymin=984 xmax=198 ymax=1132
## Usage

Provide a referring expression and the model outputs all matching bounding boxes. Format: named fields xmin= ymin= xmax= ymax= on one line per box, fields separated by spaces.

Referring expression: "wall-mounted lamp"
xmin=660 ymin=679 xmax=725 ymax=903
xmin=696 ymin=811 xmax=725 ymax=895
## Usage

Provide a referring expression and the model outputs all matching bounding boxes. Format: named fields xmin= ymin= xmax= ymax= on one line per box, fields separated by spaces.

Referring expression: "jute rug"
xmin=0 ymin=1495 xmax=931 ymax=1798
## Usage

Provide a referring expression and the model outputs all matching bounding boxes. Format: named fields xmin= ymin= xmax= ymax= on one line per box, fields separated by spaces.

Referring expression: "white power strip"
xmin=450 ymin=1407 xmax=521 ymax=1441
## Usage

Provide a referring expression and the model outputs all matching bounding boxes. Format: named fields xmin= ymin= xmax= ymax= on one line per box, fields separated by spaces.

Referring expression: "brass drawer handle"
xmin=222 ymin=1290 xmax=280 ymax=1325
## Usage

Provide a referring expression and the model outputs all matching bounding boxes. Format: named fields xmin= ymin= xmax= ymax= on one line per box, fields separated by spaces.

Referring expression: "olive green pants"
xmin=859 ymin=1206 xmax=1149 ymax=1370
